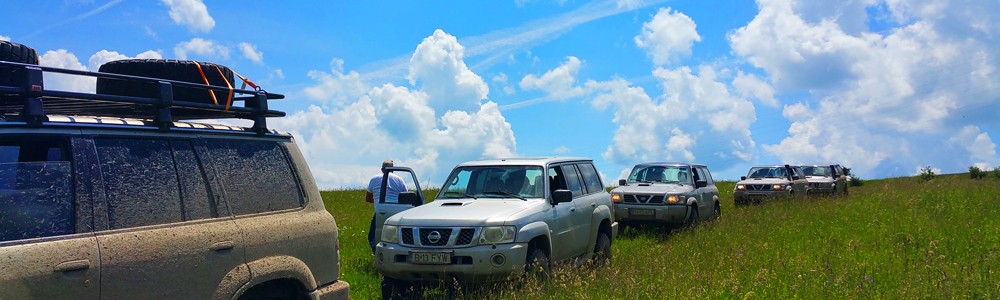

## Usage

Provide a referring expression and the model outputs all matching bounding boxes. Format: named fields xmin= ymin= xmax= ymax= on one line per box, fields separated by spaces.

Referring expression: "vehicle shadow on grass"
xmin=618 ymin=222 xmax=686 ymax=242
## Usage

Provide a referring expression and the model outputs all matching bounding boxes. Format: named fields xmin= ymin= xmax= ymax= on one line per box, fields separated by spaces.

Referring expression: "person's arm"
xmin=365 ymin=191 xmax=374 ymax=203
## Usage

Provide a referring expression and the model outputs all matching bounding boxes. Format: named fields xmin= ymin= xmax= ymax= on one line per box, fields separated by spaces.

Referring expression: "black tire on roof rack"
xmin=96 ymin=59 xmax=236 ymax=104
xmin=0 ymin=40 xmax=40 ymax=87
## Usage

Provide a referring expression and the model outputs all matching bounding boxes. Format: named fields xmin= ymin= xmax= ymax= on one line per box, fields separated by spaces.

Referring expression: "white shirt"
xmin=367 ymin=172 xmax=407 ymax=208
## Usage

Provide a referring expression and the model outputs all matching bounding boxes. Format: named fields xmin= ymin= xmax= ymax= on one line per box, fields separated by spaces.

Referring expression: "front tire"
xmin=524 ymin=247 xmax=551 ymax=281
xmin=684 ymin=205 xmax=700 ymax=227
xmin=591 ymin=231 xmax=612 ymax=267
xmin=712 ymin=201 xmax=721 ymax=220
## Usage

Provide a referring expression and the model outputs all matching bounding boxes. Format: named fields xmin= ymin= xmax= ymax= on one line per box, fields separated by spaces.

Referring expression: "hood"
xmin=387 ymin=199 xmax=546 ymax=227
xmin=805 ymin=176 xmax=834 ymax=183
xmin=612 ymin=183 xmax=694 ymax=195
xmin=736 ymin=178 xmax=790 ymax=185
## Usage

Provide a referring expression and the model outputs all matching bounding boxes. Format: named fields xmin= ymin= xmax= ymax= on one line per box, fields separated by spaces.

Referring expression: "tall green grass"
xmin=324 ymin=175 xmax=1000 ymax=299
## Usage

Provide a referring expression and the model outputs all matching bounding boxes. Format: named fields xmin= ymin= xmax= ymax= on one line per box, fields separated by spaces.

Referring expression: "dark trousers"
xmin=368 ymin=215 xmax=377 ymax=254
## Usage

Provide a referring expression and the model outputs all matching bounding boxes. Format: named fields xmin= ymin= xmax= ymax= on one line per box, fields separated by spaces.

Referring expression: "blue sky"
xmin=3 ymin=0 xmax=998 ymax=188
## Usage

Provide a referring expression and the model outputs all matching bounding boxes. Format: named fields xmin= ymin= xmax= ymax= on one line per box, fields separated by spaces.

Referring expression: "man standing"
xmin=366 ymin=159 xmax=407 ymax=253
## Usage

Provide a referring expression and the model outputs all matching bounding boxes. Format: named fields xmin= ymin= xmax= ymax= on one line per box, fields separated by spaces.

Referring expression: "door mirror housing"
xmin=398 ymin=192 xmax=423 ymax=207
xmin=740 ymin=176 xmax=747 ymax=181
xmin=617 ymin=179 xmax=627 ymax=186
xmin=550 ymin=189 xmax=573 ymax=205
xmin=695 ymin=180 xmax=708 ymax=188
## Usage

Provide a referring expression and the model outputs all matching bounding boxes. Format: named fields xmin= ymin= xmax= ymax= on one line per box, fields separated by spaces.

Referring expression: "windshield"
xmin=627 ymin=165 xmax=691 ymax=184
xmin=801 ymin=166 xmax=832 ymax=177
xmin=437 ymin=166 xmax=545 ymax=199
xmin=747 ymin=167 xmax=787 ymax=179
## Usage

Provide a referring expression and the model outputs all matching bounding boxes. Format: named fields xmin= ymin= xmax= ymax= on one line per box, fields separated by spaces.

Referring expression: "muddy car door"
xmin=0 ymin=137 xmax=100 ymax=300
xmin=373 ymin=167 xmax=425 ymax=251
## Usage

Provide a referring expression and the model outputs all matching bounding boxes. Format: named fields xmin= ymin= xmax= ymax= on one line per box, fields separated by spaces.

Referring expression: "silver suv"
xmin=0 ymin=55 xmax=348 ymax=299
xmin=609 ymin=163 xmax=720 ymax=226
xmin=799 ymin=164 xmax=848 ymax=196
xmin=375 ymin=157 xmax=618 ymax=288
xmin=733 ymin=164 xmax=809 ymax=205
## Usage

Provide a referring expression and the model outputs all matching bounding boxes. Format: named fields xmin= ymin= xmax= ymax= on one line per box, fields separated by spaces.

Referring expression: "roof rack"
xmin=0 ymin=60 xmax=286 ymax=134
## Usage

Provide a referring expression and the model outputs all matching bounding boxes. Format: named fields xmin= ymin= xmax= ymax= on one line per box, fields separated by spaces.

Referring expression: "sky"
xmin=2 ymin=0 xmax=998 ymax=189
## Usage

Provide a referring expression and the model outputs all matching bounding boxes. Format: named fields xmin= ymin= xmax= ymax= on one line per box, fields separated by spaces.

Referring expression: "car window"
xmin=205 ymin=139 xmax=303 ymax=215
xmin=577 ymin=163 xmax=603 ymax=194
xmin=95 ymin=138 xmax=183 ymax=229
xmin=0 ymin=138 xmax=75 ymax=242
xmin=699 ymin=167 xmax=715 ymax=185
xmin=628 ymin=165 xmax=691 ymax=184
xmin=171 ymin=140 xmax=217 ymax=220
xmin=559 ymin=164 xmax=584 ymax=197
xmin=748 ymin=167 xmax=786 ymax=179
xmin=438 ymin=166 xmax=545 ymax=199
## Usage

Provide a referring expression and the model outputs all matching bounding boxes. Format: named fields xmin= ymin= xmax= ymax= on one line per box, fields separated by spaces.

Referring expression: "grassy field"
xmin=323 ymin=175 xmax=1000 ymax=299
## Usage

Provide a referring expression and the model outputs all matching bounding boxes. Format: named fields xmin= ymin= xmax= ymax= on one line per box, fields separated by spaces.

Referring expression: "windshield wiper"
xmin=482 ymin=190 xmax=527 ymax=201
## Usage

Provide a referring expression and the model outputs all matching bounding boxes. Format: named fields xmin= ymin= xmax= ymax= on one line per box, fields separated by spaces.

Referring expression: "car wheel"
xmin=712 ymin=201 xmax=721 ymax=220
xmin=238 ymin=283 xmax=298 ymax=300
xmin=0 ymin=40 xmax=40 ymax=87
xmin=524 ymin=247 xmax=551 ymax=281
xmin=97 ymin=59 xmax=237 ymax=104
xmin=684 ymin=205 xmax=699 ymax=227
xmin=591 ymin=231 xmax=612 ymax=267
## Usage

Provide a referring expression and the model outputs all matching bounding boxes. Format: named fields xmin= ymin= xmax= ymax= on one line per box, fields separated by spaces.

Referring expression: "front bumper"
xmin=807 ymin=187 xmax=835 ymax=195
xmin=613 ymin=204 xmax=688 ymax=224
xmin=309 ymin=280 xmax=349 ymax=300
xmin=733 ymin=190 xmax=792 ymax=203
xmin=375 ymin=242 xmax=528 ymax=282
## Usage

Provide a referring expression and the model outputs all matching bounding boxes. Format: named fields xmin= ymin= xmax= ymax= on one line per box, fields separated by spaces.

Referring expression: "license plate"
xmin=410 ymin=251 xmax=451 ymax=265
xmin=630 ymin=208 xmax=654 ymax=216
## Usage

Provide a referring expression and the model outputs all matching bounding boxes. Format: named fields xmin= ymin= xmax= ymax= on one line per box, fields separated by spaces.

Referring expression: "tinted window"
xmin=559 ymin=164 xmax=584 ymax=197
xmin=206 ymin=139 xmax=302 ymax=215
xmin=577 ymin=163 xmax=603 ymax=194
xmin=699 ymin=167 xmax=715 ymax=185
xmin=171 ymin=140 xmax=216 ymax=220
xmin=96 ymin=138 xmax=183 ymax=229
xmin=0 ymin=138 xmax=74 ymax=242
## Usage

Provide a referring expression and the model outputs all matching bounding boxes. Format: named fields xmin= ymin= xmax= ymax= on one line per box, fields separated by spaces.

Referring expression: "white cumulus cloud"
xmin=634 ymin=7 xmax=701 ymax=66
xmin=0 ymin=36 xmax=9 ymax=41
xmin=289 ymin=30 xmax=516 ymax=188
xmin=520 ymin=56 xmax=587 ymax=100
xmin=238 ymin=42 xmax=263 ymax=65
xmin=174 ymin=38 xmax=229 ymax=60
xmin=733 ymin=0 xmax=1000 ymax=178
xmin=39 ymin=50 xmax=93 ymax=93
xmin=162 ymin=0 xmax=215 ymax=33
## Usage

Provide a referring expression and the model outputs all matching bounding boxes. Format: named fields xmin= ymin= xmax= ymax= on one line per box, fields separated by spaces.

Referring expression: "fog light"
xmin=490 ymin=253 xmax=506 ymax=267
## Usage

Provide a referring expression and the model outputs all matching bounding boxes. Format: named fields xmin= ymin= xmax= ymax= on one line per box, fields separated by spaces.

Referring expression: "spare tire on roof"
xmin=0 ymin=40 xmax=40 ymax=87
xmin=97 ymin=59 xmax=236 ymax=104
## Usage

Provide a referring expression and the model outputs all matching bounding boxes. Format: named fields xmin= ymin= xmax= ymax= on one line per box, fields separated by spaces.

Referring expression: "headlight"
xmin=479 ymin=226 xmax=516 ymax=244
xmin=666 ymin=195 xmax=681 ymax=204
xmin=381 ymin=225 xmax=399 ymax=243
xmin=611 ymin=194 xmax=622 ymax=203
xmin=736 ymin=184 xmax=745 ymax=190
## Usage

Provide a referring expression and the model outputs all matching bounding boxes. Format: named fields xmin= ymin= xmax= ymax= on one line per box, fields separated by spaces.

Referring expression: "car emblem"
xmin=427 ymin=230 xmax=442 ymax=243
xmin=639 ymin=196 xmax=648 ymax=202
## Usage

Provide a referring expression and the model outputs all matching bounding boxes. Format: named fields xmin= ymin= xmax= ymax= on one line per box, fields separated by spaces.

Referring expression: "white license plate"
xmin=630 ymin=208 xmax=654 ymax=216
xmin=411 ymin=251 xmax=451 ymax=265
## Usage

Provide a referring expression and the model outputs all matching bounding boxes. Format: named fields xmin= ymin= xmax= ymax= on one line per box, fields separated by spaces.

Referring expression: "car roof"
xmin=632 ymin=162 xmax=706 ymax=168
xmin=0 ymin=114 xmax=292 ymax=136
xmin=456 ymin=157 xmax=592 ymax=167
xmin=751 ymin=165 xmax=787 ymax=168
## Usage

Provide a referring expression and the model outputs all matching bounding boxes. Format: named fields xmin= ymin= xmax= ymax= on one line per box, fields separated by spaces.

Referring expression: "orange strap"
xmin=192 ymin=62 xmax=220 ymax=106
xmin=213 ymin=65 xmax=234 ymax=111
xmin=234 ymin=71 xmax=260 ymax=91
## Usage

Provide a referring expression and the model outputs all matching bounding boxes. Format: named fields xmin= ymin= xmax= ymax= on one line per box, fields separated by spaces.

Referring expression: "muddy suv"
xmin=798 ymin=164 xmax=848 ymax=196
xmin=375 ymin=157 xmax=618 ymax=289
xmin=733 ymin=164 xmax=808 ymax=205
xmin=0 ymin=45 xmax=348 ymax=300
xmin=609 ymin=163 xmax=720 ymax=226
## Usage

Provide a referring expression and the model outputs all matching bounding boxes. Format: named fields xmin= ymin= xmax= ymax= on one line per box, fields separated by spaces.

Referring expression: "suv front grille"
xmin=456 ymin=228 xmax=476 ymax=245
xmin=623 ymin=194 xmax=664 ymax=204
xmin=418 ymin=228 xmax=453 ymax=246
xmin=746 ymin=184 xmax=770 ymax=191
xmin=809 ymin=182 xmax=832 ymax=189
xmin=401 ymin=227 xmax=414 ymax=244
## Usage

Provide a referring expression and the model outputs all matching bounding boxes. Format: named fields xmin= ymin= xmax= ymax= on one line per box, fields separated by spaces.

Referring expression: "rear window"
xmin=205 ymin=139 xmax=302 ymax=215
xmin=96 ymin=138 xmax=184 ymax=229
xmin=0 ymin=138 xmax=75 ymax=242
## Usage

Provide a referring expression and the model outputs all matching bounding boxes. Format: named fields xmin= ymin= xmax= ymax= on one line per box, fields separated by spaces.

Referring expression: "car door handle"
xmin=570 ymin=207 xmax=577 ymax=212
xmin=378 ymin=210 xmax=388 ymax=215
xmin=54 ymin=260 xmax=90 ymax=272
xmin=209 ymin=241 xmax=235 ymax=251
xmin=591 ymin=202 xmax=596 ymax=207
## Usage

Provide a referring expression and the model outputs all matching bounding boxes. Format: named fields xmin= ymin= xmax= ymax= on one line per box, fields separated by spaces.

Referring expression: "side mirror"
xmin=398 ymin=192 xmax=422 ymax=207
xmin=740 ymin=176 xmax=747 ymax=181
xmin=792 ymin=175 xmax=801 ymax=180
xmin=550 ymin=189 xmax=573 ymax=205
xmin=617 ymin=179 xmax=627 ymax=186
xmin=695 ymin=180 xmax=708 ymax=188
xmin=830 ymin=165 xmax=838 ymax=178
